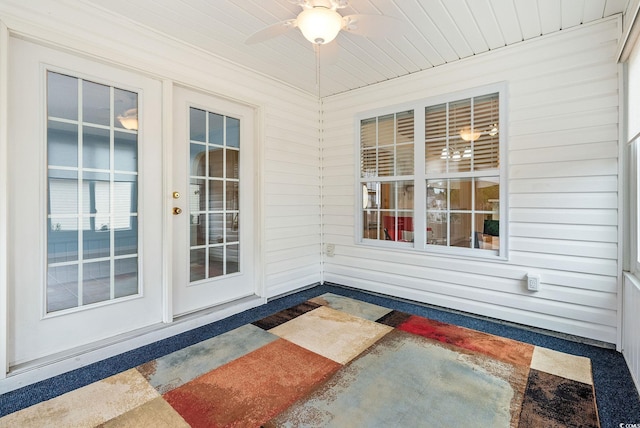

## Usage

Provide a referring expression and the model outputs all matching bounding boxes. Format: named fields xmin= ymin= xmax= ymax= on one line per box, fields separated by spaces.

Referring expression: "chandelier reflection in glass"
xmin=440 ymin=123 xmax=498 ymax=162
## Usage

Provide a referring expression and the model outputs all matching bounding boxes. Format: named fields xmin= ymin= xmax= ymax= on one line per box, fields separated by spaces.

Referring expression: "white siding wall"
xmin=0 ymin=1 xmax=321 ymax=298
xmin=322 ymin=18 xmax=621 ymax=344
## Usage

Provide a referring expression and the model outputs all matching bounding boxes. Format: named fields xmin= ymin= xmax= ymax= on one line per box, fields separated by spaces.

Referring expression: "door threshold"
xmin=1 ymin=294 xmax=266 ymax=394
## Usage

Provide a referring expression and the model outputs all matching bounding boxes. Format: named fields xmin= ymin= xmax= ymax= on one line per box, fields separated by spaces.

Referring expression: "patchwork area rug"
xmin=0 ymin=293 xmax=599 ymax=427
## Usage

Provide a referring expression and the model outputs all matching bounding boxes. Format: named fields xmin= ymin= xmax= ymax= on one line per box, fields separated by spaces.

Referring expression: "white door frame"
xmin=171 ymin=85 xmax=261 ymax=317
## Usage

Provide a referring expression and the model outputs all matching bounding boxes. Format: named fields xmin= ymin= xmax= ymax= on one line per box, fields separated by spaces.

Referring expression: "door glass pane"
xmin=190 ymin=108 xmax=206 ymax=142
xmin=115 ymin=257 xmax=138 ymax=298
xmin=83 ymin=127 xmax=111 ymax=170
xmin=47 ymin=265 xmax=78 ymax=312
xmin=83 ymin=80 xmax=110 ymax=126
xmin=226 ymin=117 xmax=240 ymax=148
xmin=209 ymin=247 xmax=224 ymax=278
xmin=190 ymin=249 xmax=206 ymax=282
xmin=46 ymin=71 xmax=139 ymax=313
xmin=209 ymin=180 xmax=224 ymax=210
xmin=209 ymin=147 xmax=224 ymax=178
xmin=114 ymin=89 xmax=138 ymax=131
xmin=226 ymin=149 xmax=239 ymax=179
xmin=189 ymin=107 xmax=241 ymax=281
xmin=226 ymin=181 xmax=239 ymax=211
xmin=190 ymin=143 xmax=207 ymax=176
xmin=48 ymin=121 xmax=78 ymax=168
xmin=114 ymin=131 xmax=137 ymax=172
xmin=47 ymin=72 xmax=78 ymax=120
xmin=226 ymin=213 xmax=239 ymax=243
xmin=82 ymin=260 xmax=111 ymax=305
xmin=209 ymin=112 xmax=224 ymax=145
xmin=115 ymin=217 xmax=137 ymax=256
xmin=227 ymin=244 xmax=239 ymax=274
xmin=190 ymin=213 xmax=206 ymax=247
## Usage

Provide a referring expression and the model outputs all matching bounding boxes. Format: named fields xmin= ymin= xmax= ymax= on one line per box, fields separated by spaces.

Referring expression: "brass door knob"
xmin=173 ymin=207 xmax=182 ymax=215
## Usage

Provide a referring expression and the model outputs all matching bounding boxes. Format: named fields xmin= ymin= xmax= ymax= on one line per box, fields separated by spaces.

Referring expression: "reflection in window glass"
xmin=46 ymin=71 xmax=139 ymax=313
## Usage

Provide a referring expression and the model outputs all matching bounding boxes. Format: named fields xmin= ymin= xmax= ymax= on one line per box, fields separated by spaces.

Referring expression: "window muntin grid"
xmin=188 ymin=108 xmax=240 ymax=282
xmin=46 ymin=71 xmax=139 ymax=313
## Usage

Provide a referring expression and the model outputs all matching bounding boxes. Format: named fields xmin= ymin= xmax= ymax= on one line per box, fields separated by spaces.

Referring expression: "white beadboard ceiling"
xmin=83 ymin=0 xmax=631 ymax=97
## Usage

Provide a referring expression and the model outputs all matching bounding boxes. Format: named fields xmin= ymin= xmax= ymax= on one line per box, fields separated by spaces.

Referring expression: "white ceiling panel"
xmin=465 ymin=0 xmax=508 ymax=50
xmin=514 ymin=0 xmax=542 ymax=40
xmin=74 ymin=0 xmax=631 ymax=97
xmin=491 ymin=0 xmax=524 ymax=45
xmin=584 ymin=0 xmax=608 ymax=21
xmin=441 ymin=1 xmax=489 ymax=54
xmin=538 ymin=0 xmax=563 ymax=34
xmin=562 ymin=1 xmax=586 ymax=28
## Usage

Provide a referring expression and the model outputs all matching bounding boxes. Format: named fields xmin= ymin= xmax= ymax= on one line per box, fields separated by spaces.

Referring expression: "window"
xmin=46 ymin=71 xmax=139 ymax=312
xmin=358 ymin=85 xmax=506 ymax=258
xmin=361 ymin=111 xmax=414 ymax=242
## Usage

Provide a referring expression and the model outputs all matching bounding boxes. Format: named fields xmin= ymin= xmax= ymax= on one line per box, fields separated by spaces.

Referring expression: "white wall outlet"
xmin=326 ymin=243 xmax=335 ymax=257
xmin=527 ymin=273 xmax=541 ymax=291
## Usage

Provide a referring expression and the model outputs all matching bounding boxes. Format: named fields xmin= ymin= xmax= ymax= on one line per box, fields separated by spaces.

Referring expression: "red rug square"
xmin=163 ymin=338 xmax=341 ymax=427
xmin=397 ymin=315 xmax=535 ymax=367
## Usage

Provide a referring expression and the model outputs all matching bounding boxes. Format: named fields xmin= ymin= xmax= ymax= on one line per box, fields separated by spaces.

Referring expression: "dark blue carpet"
xmin=0 ymin=283 xmax=638 ymax=428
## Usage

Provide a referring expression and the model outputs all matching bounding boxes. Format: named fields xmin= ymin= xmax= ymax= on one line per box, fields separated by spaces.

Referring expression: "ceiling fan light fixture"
xmin=297 ymin=6 xmax=343 ymax=44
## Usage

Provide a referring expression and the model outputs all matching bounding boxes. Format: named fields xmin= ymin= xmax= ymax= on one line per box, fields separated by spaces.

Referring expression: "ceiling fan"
xmin=246 ymin=0 xmax=402 ymax=46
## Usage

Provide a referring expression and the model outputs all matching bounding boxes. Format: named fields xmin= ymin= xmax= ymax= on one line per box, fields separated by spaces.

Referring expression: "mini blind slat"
xmin=425 ymin=104 xmax=447 ymax=140
xmin=425 ymin=93 xmax=499 ymax=174
xmin=360 ymin=111 xmax=415 ymax=178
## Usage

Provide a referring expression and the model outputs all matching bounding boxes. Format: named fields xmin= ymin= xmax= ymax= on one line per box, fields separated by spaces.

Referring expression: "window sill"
xmin=359 ymin=238 xmax=508 ymax=262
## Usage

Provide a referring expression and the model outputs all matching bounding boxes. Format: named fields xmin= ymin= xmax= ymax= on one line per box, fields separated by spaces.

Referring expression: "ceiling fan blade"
xmin=342 ymin=14 xmax=404 ymax=39
xmin=246 ymin=19 xmax=297 ymax=44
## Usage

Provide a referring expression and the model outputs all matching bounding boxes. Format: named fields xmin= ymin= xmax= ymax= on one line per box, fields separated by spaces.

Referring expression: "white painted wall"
xmin=322 ymin=18 xmax=622 ymax=344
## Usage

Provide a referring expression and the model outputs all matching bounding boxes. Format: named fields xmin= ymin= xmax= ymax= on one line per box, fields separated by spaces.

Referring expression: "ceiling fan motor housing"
xmin=296 ymin=6 xmax=344 ymax=44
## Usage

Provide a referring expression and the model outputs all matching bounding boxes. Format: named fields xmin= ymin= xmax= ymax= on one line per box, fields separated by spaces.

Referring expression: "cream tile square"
xmin=530 ymin=346 xmax=593 ymax=385
xmin=0 ymin=369 xmax=159 ymax=428
xmin=309 ymin=293 xmax=393 ymax=321
xmin=269 ymin=306 xmax=393 ymax=364
xmin=101 ymin=397 xmax=190 ymax=427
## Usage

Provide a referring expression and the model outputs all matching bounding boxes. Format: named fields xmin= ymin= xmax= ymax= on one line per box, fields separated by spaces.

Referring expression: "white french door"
xmin=7 ymin=38 xmax=164 ymax=367
xmin=171 ymin=86 xmax=257 ymax=316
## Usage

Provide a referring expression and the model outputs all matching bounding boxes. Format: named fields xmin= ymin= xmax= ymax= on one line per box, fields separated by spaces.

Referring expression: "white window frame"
xmin=629 ymin=134 xmax=640 ymax=275
xmin=355 ymin=83 xmax=508 ymax=260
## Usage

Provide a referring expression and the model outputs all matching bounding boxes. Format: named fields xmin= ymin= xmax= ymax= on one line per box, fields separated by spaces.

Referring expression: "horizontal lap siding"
xmin=321 ymin=18 xmax=621 ymax=343
xmin=264 ymin=102 xmax=321 ymax=297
